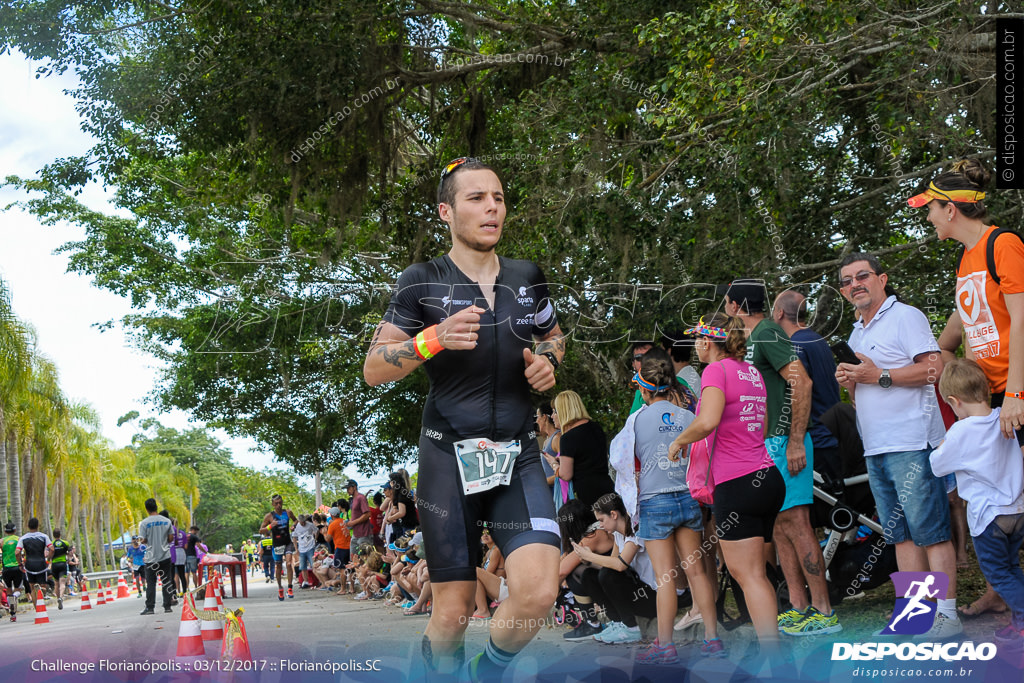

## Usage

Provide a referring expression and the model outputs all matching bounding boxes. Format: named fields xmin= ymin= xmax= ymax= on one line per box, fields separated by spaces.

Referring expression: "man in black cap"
xmin=344 ymin=480 xmax=374 ymax=551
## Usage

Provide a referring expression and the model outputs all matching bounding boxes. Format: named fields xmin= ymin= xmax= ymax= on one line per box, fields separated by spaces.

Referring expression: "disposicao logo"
xmin=881 ymin=571 xmax=948 ymax=635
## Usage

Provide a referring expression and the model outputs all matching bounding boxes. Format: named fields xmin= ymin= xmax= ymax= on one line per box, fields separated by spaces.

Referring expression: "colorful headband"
xmin=684 ymin=316 xmax=728 ymax=339
xmin=907 ymin=182 xmax=985 ymax=208
xmin=633 ymin=371 xmax=669 ymax=393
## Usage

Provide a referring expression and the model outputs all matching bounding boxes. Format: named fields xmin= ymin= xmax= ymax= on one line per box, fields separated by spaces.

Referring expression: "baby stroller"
xmin=552 ymin=586 xmax=586 ymax=628
xmin=716 ymin=403 xmax=897 ymax=628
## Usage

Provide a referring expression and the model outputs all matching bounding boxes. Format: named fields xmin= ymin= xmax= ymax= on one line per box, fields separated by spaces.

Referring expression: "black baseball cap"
xmin=345 ymin=479 xmax=358 ymax=489
xmin=3 ymin=522 xmax=14 ymax=533
xmin=718 ymin=279 xmax=767 ymax=314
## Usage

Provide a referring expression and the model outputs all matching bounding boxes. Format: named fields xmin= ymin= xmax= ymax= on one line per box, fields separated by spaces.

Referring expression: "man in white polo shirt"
xmin=834 ymin=252 xmax=961 ymax=639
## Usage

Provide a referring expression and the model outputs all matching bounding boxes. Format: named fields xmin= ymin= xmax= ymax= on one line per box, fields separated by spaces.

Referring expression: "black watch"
xmin=540 ymin=351 xmax=560 ymax=371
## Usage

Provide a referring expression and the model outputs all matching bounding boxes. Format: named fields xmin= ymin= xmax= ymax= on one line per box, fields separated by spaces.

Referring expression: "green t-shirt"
xmin=629 ymin=389 xmax=645 ymax=415
xmin=745 ymin=319 xmax=799 ymax=439
xmin=52 ymin=539 xmax=71 ymax=564
xmin=1 ymin=534 xmax=19 ymax=568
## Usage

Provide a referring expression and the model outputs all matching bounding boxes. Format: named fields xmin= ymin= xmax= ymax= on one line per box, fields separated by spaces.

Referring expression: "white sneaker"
xmin=602 ymin=624 xmax=642 ymax=643
xmin=914 ymin=612 xmax=963 ymax=640
xmin=594 ymin=622 xmax=625 ymax=643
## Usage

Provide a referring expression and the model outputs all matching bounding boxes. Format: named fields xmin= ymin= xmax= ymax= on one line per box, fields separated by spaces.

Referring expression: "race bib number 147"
xmin=454 ymin=438 xmax=521 ymax=495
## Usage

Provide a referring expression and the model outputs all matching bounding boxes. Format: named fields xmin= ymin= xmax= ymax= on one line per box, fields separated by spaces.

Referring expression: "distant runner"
xmin=50 ymin=529 xmax=72 ymax=610
xmin=16 ymin=518 xmax=52 ymax=602
xmin=1 ymin=521 xmax=23 ymax=621
xmin=259 ymin=494 xmax=297 ymax=600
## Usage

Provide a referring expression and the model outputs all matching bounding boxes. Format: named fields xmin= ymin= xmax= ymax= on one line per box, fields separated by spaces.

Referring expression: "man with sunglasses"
xmin=364 ymin=157 xmax=565 ymax=681
xmin=834 ymin=252 xmax=961 ymax=638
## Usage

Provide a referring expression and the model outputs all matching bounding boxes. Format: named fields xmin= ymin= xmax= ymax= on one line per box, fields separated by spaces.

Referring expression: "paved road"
xmin=0 ymin=576 xmax=1018 ymax=682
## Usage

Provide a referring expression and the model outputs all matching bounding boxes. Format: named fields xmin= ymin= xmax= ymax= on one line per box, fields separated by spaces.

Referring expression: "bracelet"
xmin=617 ymin=553 xmax=629 ymax=569
xmin=414 ymin=325 xmax=445 ymax=360
xmin=1006 ymin=391 xmax=1024 ymax=400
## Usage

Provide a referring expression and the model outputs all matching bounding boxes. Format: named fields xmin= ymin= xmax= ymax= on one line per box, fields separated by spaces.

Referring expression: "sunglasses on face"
xmin=840 ymin=271 xmax=876 ymax=288
xmin=632 ymin=354 xmax=646 ymax=362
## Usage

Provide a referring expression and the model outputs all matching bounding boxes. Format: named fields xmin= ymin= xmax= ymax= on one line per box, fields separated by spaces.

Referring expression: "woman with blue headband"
xmin=627 ymin=347 xmax=720 ymax=664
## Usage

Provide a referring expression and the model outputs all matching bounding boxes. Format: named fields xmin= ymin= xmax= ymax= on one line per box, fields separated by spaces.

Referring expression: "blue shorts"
xmin=297 ymin=549 xmax=315 ymax=571
xmin=637 ymin=489 xmax=702 ymax=541
xmin=766 ymin=433 xmax=814 ymax=512
xmin=866 ymin=448 xmax=951 ymax=547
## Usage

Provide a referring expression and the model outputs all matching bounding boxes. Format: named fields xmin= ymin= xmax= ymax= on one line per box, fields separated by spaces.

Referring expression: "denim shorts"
xmin=637 ymin=489 xmax=702 ymax=541
xmin=765 ymin=433 xmax=815 ymax=511
xmin=865 ymin=448 xmax=951 ymax=546
xmin=297 ymin=549 xmax=315 ymax=571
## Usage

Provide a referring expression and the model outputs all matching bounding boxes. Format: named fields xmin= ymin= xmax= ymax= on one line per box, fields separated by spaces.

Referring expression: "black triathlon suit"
xmin=51 ymin=539 xmax=71 ymax=580
xmin=384 ymin=254 xmax=562 ymax=582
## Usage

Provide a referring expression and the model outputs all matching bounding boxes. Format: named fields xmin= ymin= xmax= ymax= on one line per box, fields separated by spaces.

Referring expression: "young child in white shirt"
xmin=930 ymin=359 xmax=1024 ymax=647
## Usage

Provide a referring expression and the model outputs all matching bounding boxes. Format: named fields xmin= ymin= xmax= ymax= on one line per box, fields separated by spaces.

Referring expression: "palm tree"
xmin=0 ymin=276 xmax=30 ymax=526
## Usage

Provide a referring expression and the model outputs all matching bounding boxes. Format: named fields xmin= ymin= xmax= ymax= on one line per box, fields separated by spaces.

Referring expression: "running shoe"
xmin=700 ymin=638 xmax=726 ymax=658
xmin=777 ymin=608 xmax=806 ymax=631
xmin=914 ymin=612 xmax=963 ymax=640
xmin=782 ymin=607 xmax=842 ymax=636
xmin=287 ymin=586 xmax=294 ymax=598
xmin=278 ymin=588 xmax=284 ymax=601
xmin=57 ymin=597 xmax=63 ymax=610
xmin=994 ymin=624 xmax=1024 ymax=648
xmin=593 ymin=621 xmax=625 ymax=642
xmin=401 ymin=600 xmax=415 ymax=610
xmin=635 ymin=639 xmax=680 ymax=665
xmin=353 ymin=592 xmax=369 ymax=601
xmin=599 ymin=623 xmax=641 ymax=644
xmin=9 ymin=613 xmax=15 ymax=622
xmin=563 ymin=621 xmax=604 ymax=642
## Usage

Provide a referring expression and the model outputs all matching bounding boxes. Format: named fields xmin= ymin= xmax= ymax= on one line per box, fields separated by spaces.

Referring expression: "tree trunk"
xmin=7 ymin=436 xmax=22 ymax=531
xmin=41 ymin=471 xmax=51 ymax=538
xmin=79 ymin=505 xmax=94 ymax=573
xmin=0 ymin=422 xmax=8 ymax=523
xmin=315 ymin=471 xmax=322 ymax=509
xmin=20 ymin=437 xmax=31 ymax=522
xmin=105 ymin=505 xmax=116 ymax=568
xmin=94 ymin=503 xmax=104 ymax=570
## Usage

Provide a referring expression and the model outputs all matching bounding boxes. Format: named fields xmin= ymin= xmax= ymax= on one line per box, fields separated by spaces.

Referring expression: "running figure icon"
xmin=883 ymin=571 xmax=949 ymax=635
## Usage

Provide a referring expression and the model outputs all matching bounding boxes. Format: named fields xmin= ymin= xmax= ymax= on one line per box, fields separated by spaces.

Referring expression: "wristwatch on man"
xmin=878 ymin=368 xmax=892 ymax=388
xmin=541 ymin=351 xmax=560 ymax=371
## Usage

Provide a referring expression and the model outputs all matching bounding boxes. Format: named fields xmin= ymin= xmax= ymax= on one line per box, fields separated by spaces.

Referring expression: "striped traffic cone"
xmin=105 ymin=580 xmax=114 ymax=603
xmin=175 ymin=599 xmax=205 ymax=660
xmin=220 ymin=608 xmax=252 ymax=662
xmin=34 ymin=589 xmax=49 ymax=624
xmin=214 ymin=574 xmax=225 ymax=611
xmin=116 ymin=572 xmax=130 ymax=598
xmin=96 ymin=583 xmax=106 ymax=606
xmin=200 ymin=581 xmax=223 ymax=642
xmin=80 ymin=583 xmax=91 ymax=611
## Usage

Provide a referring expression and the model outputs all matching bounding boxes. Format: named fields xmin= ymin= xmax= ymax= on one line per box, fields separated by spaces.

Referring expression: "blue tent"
xmin=104 ymin=531 xmax=133 ymax=551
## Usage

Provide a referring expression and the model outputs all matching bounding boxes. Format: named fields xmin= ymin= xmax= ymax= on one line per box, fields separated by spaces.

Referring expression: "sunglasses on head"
xmin=440 ymin=157 xmax=478 ymax=183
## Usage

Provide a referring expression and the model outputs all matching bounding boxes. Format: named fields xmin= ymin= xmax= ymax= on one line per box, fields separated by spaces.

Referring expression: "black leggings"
xmin=578 ymin=566 xmax=657 ymax=628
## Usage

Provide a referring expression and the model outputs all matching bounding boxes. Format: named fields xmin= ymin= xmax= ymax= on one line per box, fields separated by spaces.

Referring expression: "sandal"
xmin=674 ymin=609 xmax=704 ymax=631
xmin=404 ymin=608 xmax=430 ymax=616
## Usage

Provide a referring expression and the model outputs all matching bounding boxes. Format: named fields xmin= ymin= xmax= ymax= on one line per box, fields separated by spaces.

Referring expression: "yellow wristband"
xmin=414 ymin=333 xmax=433 ymax=360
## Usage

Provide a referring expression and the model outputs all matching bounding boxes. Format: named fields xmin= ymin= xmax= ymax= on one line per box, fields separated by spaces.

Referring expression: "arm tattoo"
xmin=536 ymin=333 xmax=566 ymax=359
xmin=379 ymin=339 xmax=420 ymax=369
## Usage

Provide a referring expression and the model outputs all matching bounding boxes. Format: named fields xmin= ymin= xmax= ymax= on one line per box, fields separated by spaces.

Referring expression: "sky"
xmin=0 ymin=49 xmax=282 ymax=474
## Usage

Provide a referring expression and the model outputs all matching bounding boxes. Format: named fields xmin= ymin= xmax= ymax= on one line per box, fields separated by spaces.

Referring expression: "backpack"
xmin=955 ymin=227 xmax=1024 ymax=285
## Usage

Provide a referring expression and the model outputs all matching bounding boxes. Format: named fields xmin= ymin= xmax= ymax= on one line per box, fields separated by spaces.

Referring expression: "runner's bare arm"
xmin=364 ymin=307 xmax=485 ymax=386
xmin=258 ymin=513 xmax=273 ymax=536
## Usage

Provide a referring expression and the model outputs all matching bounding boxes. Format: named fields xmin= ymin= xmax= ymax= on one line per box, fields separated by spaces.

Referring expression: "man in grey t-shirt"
xmin=137 ymin=498 xmax=174 ymax=615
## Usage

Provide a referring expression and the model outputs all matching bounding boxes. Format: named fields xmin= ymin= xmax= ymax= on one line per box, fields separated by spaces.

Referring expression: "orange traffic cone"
xmin=105 ymin=580 xmax=113 ymax=603
xmin=80 ymin=583 xmax=91 ymax=611
xmin=214 ymin=574 xmax=225 ymax=611
xmin=116 ymin=572 xmax=130 ymax=598
xmin=175 ymin=599 xmax=205 ymax=660
xmin=34 ymin=589 xmax=49 ymax=624
xmin=220 ymin=608 xmax=252 ymax=662
xmin=96 ymin=583 xmax=106 ymax=606
xmin=200 ymin=581 xmax=223 ymax=642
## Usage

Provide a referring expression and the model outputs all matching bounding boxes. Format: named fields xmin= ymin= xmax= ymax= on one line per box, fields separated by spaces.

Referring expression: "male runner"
xmin=259 ymin=494 xmax=297 ymax=600
xmin=127 ymin=536 xmax=147 ymax=596
xmin=1 ymin=521 xmax=23 ymax=621
xmin=50 ymin=529 xmax=72 ymax=610
xmin=16 ymin=517 xmax=52 ymax=601
xmin=259 ymin=533 xmax=275 ymax=582
xmin=364 ymin=157 xmax=565 ymax=681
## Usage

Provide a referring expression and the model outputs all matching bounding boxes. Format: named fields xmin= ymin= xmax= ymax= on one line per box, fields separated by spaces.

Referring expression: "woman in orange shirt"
xmin=911 ymin=157 xmax=1024 ymax=617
